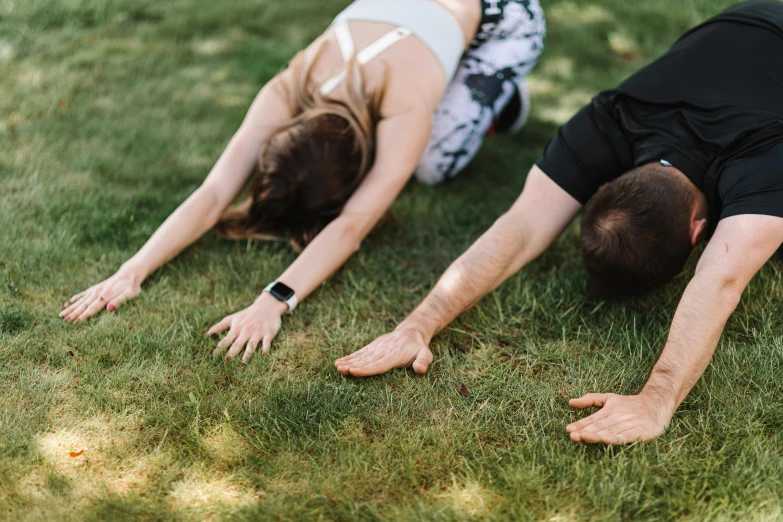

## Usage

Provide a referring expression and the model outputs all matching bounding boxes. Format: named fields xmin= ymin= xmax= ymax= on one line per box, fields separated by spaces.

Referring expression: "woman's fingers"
xmin=72 ymin=292 xmax=116 ymax=322
xmin=62 ymin=297 xmax=94 ymax=322
xmin=60 ymin=276 xmax=141 ymax=321
xmin=61 ymin=291 xmax=93 ymax=318
xmin=213 ymin=326 xmax=240 ymax=357
xmin=61 ymin=290 xmax=87 ymax=309
xmin=261 ymin=333 xmax=274 ymax=356
xmin=242 ymin=337 xmax=261 ymax=364
xmin=225 ymin=332 xmax=249 ymax=361
xmin=60 ymin=300 xmax=83 ymax=319
xmin=106 ymin=288 xmax=136 ymax=313
xmin=208 ymin=303 xmax=282 ymax=363
xmin=206 ymin=316 xmax=233 ymax=336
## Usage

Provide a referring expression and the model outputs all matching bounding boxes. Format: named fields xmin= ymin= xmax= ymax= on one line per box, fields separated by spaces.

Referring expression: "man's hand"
xmin=566 ymin=392 xmax=674 ymax=444
xmin=565 ymin=215 xmax=783 ymax=445
xmin=335 ymin=167 xmax=581 ymax=379
xmin=335 ymin=328 xmax=433 ymax=377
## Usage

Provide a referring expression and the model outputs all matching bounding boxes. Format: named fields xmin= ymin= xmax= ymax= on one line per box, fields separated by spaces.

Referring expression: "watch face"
xmin=270 ymin=282 xmax=295 ymax=301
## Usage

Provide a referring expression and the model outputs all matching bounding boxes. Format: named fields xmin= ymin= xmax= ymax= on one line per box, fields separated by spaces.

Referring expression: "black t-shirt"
xmin=536 ymin=0 xmax=783 ymax=227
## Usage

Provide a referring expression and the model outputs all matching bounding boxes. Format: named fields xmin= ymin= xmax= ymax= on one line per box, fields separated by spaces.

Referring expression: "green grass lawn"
xmin=2 ymin=0 xmax=782 ymax=520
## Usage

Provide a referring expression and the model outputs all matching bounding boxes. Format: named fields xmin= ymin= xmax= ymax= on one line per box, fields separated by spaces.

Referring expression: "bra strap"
xmin=320 ymin=24 xmax=412 ymax=96
xmin=334 ymin=22 xmax=355 ymax=62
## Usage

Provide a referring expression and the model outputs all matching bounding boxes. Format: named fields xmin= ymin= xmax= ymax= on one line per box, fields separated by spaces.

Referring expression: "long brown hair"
xmin=215 ymin=43 xmax=385 ymax=252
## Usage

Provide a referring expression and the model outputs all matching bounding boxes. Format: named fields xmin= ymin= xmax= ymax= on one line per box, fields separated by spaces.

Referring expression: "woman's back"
xmin=295 ymin=0 xmax=482 ymax=117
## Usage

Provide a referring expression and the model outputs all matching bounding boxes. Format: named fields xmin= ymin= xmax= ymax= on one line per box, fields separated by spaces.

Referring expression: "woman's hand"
xmin=60 ymin=265 xmax=144 ymax=322
xmin=207 ymin=292 xmax=288 ymax=363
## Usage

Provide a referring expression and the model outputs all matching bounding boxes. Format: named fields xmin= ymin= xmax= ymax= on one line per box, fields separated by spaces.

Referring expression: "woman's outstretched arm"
xmin=207 ymin=107 xmax=433 ymax=363
xmin=60 ymin=76 xmax=293 ymax=322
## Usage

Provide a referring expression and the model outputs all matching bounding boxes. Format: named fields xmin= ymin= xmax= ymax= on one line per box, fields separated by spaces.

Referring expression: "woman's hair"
xmin=215 ymin=44 xmax=385 ymax=252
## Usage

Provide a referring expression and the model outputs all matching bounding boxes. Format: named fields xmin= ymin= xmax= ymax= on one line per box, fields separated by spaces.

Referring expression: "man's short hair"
xmin=580 ymin=163 xmax=696 ymax=298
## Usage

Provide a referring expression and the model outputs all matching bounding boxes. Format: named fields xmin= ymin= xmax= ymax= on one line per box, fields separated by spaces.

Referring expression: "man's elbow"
xmin=693 ymin=266 xmax=747 ymax=306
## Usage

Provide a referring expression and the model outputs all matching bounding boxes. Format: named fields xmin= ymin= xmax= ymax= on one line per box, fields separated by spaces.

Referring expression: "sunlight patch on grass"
xmin=167 ymin=466 xmax=258 ymax=514
xmin=0 ymin=40 xmax=14 ymax=61
xmin=260 ymin=452 xmax=312 ymax=495
xmin=546 ymin=511 xmax=580 ymax=522
xmin=192 ymin=38 xmax=232 ymax=57
xmin=62 ymin=171 xmax=95 ymax=192
xmin=539 ymin=57 xmax=575 ymax=81
xmin=69 ymin=37 xmax=145 ymax=66
xmin=18 ymin=67 xmax=44 ymax=88
xmin=176 ymin=81 xmax=255 ymax=107
xmin=548 ymin=2 xmax=614 ymax=25
xmin=750 ymin=502 xmax=782 ymax=522
xmin=608 ymin=32 xmax=642 ymax=61
xmin=88 ymin=95 xmax=120 ymax=111
xmin=31 ymin=413 xmax=165 ymax=501
xmin=536 ymin=89 xmax=594 ymax=125
xmin=437 ymin=479 xmax=500 ymax=518
xmin=180 ymin=65 xmax=209 ymax=80
xmin=202 ymin=424 xmax=250 ymax=467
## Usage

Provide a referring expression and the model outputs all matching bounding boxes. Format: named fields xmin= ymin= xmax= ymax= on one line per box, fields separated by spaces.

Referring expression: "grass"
xmin=1 ymin=0 xmax=782 ymax=520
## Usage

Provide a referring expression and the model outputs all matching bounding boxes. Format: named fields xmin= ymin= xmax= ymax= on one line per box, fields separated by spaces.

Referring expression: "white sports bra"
xmin=320 ymin=0 xmax=464 ymax=96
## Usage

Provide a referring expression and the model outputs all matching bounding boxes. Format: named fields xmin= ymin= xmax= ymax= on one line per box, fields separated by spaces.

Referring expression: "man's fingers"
xmin=575 ymin=415 xmax=628 ymax=438
xmin=611 ymin=428 xmax=645 ymax=444
xmin=566 ymin=407 xmax=611 ymax=434
xmin=335 ymin=345 xmax=372 ymax=366
xmin=336 ymin=346 xmax=377 ymax=368
xmin=582 ymin=426 xmax=643 ymax=445
xmin=347 ymin=353 xmax=398 ymax=377
xmin=337 ymin=347 xmax=381 ymax=371
xmin=573 ymin=428 xmax=608 ymax=444
xmin=569 ymin=393 xmax=610 ymax=410
xmin=206 ymin=316 xmax=232 ymax=336
xmin=412 ymin=348 xmax=433 ymax=374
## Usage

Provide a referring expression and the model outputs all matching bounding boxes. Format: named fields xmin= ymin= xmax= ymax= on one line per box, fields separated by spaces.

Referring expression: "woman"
xmin=60 ymin=0 xmax=546 ymax=363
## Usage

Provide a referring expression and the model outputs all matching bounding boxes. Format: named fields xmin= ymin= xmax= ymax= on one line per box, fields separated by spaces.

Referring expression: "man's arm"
xmin=567 ymin=214 xmax=783 ymax=444
xmin=335 ymin=166 xmax=582 ymax=376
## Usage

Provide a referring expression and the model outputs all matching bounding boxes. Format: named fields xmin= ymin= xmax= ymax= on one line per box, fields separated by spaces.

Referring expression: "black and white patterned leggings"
xmin=415 ymin=0 xmax=546 ymax=184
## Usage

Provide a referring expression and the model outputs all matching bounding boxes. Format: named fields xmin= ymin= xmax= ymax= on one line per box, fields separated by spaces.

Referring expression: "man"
xmin=335 ymin=0 xmax=783 ymax=445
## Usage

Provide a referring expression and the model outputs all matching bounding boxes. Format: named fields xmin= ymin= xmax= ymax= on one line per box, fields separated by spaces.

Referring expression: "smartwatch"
xmin=263 ymin=281 xmax=298 ymax=313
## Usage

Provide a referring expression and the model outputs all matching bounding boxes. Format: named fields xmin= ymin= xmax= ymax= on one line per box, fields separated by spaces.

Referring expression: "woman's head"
xmin=216 ymin=47 xmax=384 ymax=251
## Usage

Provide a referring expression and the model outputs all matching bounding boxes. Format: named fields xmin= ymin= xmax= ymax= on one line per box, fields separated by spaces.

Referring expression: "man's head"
xmin=580 ymin=162 xmax=708 ymax=298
